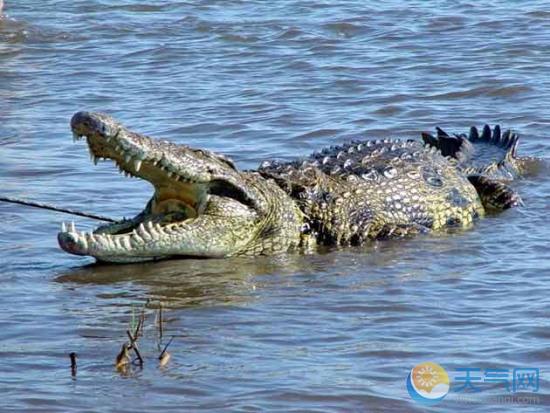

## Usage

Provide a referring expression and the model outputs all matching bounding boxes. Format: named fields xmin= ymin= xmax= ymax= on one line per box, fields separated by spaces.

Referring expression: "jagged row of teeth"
xmin=72 ymin=132 xmax=195 ymax=183
xmin=61 ymin=220 xmax=179 ymax=250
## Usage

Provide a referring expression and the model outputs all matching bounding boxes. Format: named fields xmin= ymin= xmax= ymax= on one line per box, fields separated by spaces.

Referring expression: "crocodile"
xmin=58 ymin=111 xmax=533 ymax=263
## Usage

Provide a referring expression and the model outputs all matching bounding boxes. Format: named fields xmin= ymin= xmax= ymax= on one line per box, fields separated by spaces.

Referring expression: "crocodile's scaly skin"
xmin=58 ymin=112 xmax=526 ymax=263
xmin=259 ymin=139 xmax=484 ymax=245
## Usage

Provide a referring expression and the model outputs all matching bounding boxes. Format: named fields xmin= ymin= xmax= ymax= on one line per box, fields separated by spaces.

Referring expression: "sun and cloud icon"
xmin=407 ymin=362 xmax=450 ymax=405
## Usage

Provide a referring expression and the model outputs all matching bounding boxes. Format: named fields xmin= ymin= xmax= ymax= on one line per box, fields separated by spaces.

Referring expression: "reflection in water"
xmin=55 ymin=253 xmax=327 ymax=307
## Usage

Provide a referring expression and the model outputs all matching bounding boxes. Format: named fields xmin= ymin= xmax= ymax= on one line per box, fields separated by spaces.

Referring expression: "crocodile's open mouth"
xmin=58 ymin=112 xmax=256 ymax=262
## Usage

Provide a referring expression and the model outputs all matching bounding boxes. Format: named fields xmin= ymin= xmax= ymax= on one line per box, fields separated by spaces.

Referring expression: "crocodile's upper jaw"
xmin=58 ymin=112 xmax=267 ymax=262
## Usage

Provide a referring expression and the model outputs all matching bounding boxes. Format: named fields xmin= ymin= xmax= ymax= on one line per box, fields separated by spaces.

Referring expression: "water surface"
xmin=1 ymin=1 xmax=549 ymax=411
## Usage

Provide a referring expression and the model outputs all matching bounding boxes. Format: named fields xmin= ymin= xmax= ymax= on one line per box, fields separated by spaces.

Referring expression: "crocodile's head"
xmin=58 ymin=112 xmax=303 ymax=263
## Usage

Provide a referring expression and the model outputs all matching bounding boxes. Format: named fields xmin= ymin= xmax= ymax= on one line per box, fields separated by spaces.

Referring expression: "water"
xmin=1 ymin=1 xmax=549 ymax=411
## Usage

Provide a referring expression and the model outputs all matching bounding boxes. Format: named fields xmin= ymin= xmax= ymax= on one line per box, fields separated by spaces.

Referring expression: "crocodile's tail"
xmin=421 ymin=124 xmax=533 ymax=181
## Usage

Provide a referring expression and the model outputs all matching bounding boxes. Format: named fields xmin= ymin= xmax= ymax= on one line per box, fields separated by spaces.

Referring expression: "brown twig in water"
xmin=158 ymin=336 xmax=174 ymax=367
xmin=115 ymin=343 xmax=131 ymax=369
xmin=69 ymin=352 xmax=77 ymax=377
xmin=126 ymin=330 xmax=144 ymax=366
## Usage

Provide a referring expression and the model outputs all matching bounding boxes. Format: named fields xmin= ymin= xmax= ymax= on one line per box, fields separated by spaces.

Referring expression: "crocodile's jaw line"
xmin=57 ymin=112 xmax=298 ymax=263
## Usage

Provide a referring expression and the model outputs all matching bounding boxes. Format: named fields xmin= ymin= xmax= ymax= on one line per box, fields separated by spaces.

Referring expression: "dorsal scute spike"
xmin=511 ymin=135 xmax=519 ymax=156
xmin=469 ymin=126 xmax=479 ymax=141
xmin=421 ymin=132 xmax=437 ymax=147
xmin=502 ymin=129 xmax=511 ymax=148
xmin=481 ymin=124 xmax=492 ymax=141
xmin=436 ymin=126 xmax=449 ymax=138
xmin=492 ymin=125 xmax=501 ymax=143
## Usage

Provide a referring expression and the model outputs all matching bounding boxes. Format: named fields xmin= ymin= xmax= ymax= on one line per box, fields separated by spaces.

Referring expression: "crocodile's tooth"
xmin=96 ymin=235 xmax=109 ymax=248
xmin=88 ymin=233 xmax=96 ymax=242
xmin=154 ymin=223 xmax=163 ymax=233
xmin=79 ymin=234 xmax=88 ymax=250
xmin=122 ymin=236 xmax=132 ymax=250
xmin=89 ymin=148 xmax=96 ymax=163
xmin=113 ymin=237 xmax=122 ymax=249
xmin=61 ymin=222 xmax=67 ymax=232
xmin=166 ymin=171 xmax=173 ymax=178
xmin=148 ymin=222 xmax=159 ymax=236
xmin=125 ymin=154 xmax=132 ymax=164
xmin=131 ymin=231 xmax=144 ymax=245
xmin=137 ymin=223 xmax=150 ymax=239
xmin=107 ymin=236 xmax=116 ymax=248
xmin=134 ymin=160 xmax=142 ymax=172
xmin=69 ymin=221 xmax=76 ymax=233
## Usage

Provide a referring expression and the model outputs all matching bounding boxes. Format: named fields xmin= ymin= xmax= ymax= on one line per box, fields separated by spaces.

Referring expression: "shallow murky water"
xmin=1 ymin=1 xmax=549 ymax=411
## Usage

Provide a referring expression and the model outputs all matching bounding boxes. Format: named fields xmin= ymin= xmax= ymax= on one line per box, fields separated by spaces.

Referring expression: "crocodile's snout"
xmin=71 ymin=111 xmax=120 ymax=139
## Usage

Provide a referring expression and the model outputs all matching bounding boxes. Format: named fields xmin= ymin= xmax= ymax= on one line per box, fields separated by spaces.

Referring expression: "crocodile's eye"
xmin=422 ymin=166 xmax=444 ymax=187
xmin=382 ymin=166 xmax=397 ymax=179
xmin=361 ymin=169 xmax=379 ymax=181
xmin=426 ymin=176 xmax=443 ymax=187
